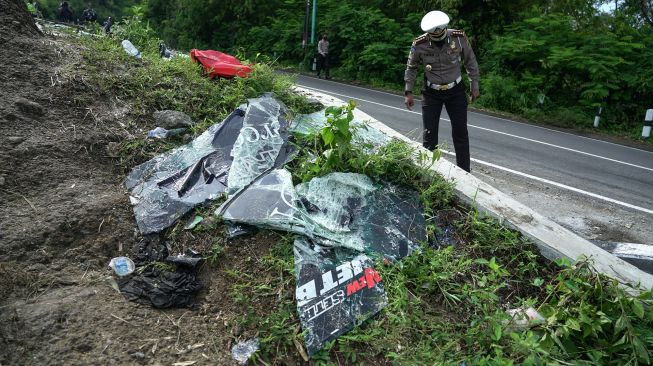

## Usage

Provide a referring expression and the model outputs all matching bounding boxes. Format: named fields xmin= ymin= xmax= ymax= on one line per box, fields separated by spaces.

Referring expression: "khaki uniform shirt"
xmin=404 ymin=29 xmax=479 ymax=93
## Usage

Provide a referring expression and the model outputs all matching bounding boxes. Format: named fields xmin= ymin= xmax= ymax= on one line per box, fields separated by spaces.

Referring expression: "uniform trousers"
xmin=421 ymin=82 xmax=470 ymax=172
xmin=317 ymin=54 xmax=329 ymax=78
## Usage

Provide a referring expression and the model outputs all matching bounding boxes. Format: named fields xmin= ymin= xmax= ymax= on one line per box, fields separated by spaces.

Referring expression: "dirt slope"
xmin=0 ymin=2 xmax=276 ymax=365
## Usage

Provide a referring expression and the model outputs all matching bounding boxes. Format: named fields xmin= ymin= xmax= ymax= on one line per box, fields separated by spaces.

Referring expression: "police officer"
xmin=404 ymin=10 xmax=480 ymax=172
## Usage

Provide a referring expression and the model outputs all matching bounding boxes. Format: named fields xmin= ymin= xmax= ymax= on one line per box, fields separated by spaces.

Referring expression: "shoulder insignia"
xmin=450 ymin=29 xmax=466 ymax=37
xmin=413 ymin=33 xmax=429 ymax=45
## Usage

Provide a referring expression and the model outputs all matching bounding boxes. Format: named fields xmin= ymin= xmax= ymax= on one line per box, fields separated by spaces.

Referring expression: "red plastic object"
xmin=190 ymin=49 xmax=253 ymax=79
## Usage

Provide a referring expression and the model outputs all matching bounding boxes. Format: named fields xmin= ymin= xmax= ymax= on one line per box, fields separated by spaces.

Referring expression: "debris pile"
xmin=122 ymin=95 xmax=437 ymax=355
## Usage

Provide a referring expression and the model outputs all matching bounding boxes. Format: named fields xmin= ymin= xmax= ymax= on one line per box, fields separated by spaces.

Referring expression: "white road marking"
xmin=462 ymin=153 xmax=653 ymax=215
xmin=300 ymin=78 xmax=653 ymax=154
xmin=301 ymin=75 xmax=404 ymax=98
xmin=471 ymin=125 xmax=653 ymax=172
xmin=469 ymin=110 xmax=653 ymax=154
xmin=300 ymin=85 xmax=421 ymax=115
xmin=299 ymin=85 xmax=653 ymax=172
xmin=299 ymin=84 xmax=653 ymax=215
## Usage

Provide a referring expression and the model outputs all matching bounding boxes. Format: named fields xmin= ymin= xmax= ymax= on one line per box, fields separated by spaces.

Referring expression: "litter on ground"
xmin=124 ymin=94 xmax=443 ymax=354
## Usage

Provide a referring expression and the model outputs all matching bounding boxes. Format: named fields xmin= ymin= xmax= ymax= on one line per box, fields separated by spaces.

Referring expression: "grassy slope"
xmin=75 ymin=20 xmax=653 ymax=365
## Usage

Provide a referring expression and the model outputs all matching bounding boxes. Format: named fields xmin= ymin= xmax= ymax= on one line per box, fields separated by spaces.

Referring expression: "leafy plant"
xmin=537 ymin=259 xmax=653 ymax=364
xmin=76 ymin=19 xmax=317 ymax=171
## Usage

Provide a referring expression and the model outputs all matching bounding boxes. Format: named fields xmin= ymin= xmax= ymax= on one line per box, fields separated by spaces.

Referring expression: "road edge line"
xmin=295 ymin=86 xmax=653 ymax=290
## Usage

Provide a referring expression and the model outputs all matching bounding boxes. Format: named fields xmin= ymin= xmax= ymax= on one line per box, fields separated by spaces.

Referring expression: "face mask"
xmin=428 ymin=28 xmax=447 ymax=42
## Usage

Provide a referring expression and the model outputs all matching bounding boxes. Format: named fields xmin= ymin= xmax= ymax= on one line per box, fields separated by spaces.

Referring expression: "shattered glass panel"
xmin=291 ymin=111 xmax=390 ymax=149
xmin=219 ymin=170 xmax=426 ymax=257
xmin=125 ymin=108 xmax=245 ymax=234
xmin=360 ymin=183 xmax=427 ymax=261
xmin=219 ymin=169 xmax=302 ymax=229
xmin=294 ymin=237 xmax=387 ymax=356
xmin=295 ymin=173 xmax=375 ymax=234
xmin=227 ymin=97 xmax=290 ymax=193
xmin=125 ymin=95 xmax=292 ymax=234
xmin=126 ymin=95 xmax=433 ymax=354
xmin=219 ymin=169 xmax=426 ymax=354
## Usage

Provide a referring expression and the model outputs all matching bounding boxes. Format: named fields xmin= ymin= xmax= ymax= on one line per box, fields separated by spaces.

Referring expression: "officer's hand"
xmin=471 ymin=89 xmax=480 ymax=101
xmin=404 ymin=94 xmax=414 ymax=110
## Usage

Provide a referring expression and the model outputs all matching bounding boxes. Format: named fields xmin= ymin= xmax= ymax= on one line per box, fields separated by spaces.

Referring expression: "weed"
xmin=537 ymin=258 xmax=653 ymax=364
xmin=207 ymin=238 xmax=224 ymax=265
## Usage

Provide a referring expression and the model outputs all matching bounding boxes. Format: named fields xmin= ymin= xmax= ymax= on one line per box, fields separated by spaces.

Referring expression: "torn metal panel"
xmin=294 ymin=237 xmax=387 ymax=356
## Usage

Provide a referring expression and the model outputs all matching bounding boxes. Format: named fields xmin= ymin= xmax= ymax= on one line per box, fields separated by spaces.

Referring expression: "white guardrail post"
xmin=643 ymin=109 xmax=652 ymax=138
xmin=593 ymin=106 xmax=603 ymax=128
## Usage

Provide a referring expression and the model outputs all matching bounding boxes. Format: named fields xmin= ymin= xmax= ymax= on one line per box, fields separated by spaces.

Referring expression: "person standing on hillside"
xmin=404 ymin=10 xmax=480 ymax=172
xmin=58 ymin=2 xmax=73 ymax=23
xmin=102 ymin=16 xmax=113 ymax=34
xmin=81 ymin=6 xmax=97 ymax=23
xmin=316 ymin=34 xmax=330 ymax=79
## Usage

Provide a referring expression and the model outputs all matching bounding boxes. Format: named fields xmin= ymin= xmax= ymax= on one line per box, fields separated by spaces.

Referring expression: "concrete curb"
xmin=296 ymin=87 xmax=653 ymax=289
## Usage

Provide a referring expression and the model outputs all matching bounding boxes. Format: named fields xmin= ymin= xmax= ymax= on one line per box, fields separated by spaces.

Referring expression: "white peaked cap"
xmin=421 ymin=11 xmax=450 ymax=32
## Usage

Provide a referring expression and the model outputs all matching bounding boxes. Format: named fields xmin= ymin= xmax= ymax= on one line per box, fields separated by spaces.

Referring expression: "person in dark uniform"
xmin=81 ymin=6 xmax=97 ymax=23
xmin=404 ymin=10 xmax=480 ymax=172
xmin=58 ymin=2 xmax=74 ymax=23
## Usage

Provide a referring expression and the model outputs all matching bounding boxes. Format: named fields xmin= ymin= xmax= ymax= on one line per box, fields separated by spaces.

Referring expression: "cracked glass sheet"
xmin=218 ymin=169 xmax=300 ymax=228
xmin=295 ymin=173 xmax=426 ymax=258
xmin=125 ymin=108 xmax=244 ymax=234
xmin=227 ymin=96 xmax=291 ymax=194
xmin=219 ymin=170 xmax=425 ymax=259
xmin=125 ymin=95 xmax=291 ymax=234
xmin=219 ymin=171 xmax=426 ymax=355
xmin=294 ymin=237 xmax=387 ymax=356
xmin=219 ymin=171 xmax=426 ymax=257
xmin=291 ymin=111 xmax=390 ymax=149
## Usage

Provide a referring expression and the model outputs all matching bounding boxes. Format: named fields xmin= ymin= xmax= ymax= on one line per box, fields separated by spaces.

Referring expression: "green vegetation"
xmin=74 ymin=19 xmax=316 ymax=170
xmin=139 ymin=0 xmax=652 ymax=140
xmin=73 ymin=18 xmax=653 ymax=365
xmin=225 ymin=210 xmax=653 ymax=365
xmin=479 ymin=10 xmax=653 ymax=137
xmin=31 ymin=0 xmax=139 ymax=22
xmin=283 ymin=89 xmax=653 ymax=364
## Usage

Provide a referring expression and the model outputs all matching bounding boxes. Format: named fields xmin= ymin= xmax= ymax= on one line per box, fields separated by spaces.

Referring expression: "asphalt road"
xmin=295 ymin=75 xmax=653 ymax=243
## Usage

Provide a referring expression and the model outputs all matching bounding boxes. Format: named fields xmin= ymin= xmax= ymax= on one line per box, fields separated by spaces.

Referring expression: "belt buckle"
xmin=440 ymin=84 xmax=449 ymax=91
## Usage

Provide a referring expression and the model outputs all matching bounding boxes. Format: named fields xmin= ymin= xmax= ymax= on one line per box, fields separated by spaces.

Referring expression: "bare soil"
xmin=0 ymin=2 xmax=298 ymax=365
